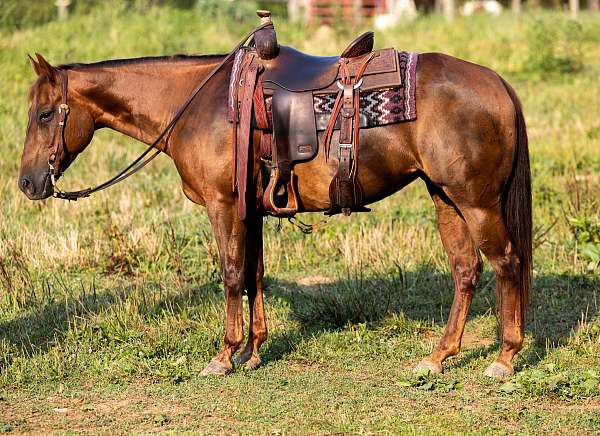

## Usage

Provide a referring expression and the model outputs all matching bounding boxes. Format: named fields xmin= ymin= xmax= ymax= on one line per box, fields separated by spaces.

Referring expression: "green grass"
xmin=1 ymin=6 xmax=599 ymax=433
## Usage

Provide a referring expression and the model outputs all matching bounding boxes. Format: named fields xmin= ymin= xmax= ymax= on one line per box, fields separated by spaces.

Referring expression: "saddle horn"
xmin=254 ymin=10 xmax=279 ymax=60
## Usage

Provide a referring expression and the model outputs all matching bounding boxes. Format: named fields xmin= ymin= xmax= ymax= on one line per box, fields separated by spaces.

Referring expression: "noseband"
xmin=47 ymin=22 xmax=272 ymax=201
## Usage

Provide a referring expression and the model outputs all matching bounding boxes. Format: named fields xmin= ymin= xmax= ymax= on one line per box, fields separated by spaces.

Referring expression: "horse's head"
xmin=19 ymin=53 xmax=95 ymax=200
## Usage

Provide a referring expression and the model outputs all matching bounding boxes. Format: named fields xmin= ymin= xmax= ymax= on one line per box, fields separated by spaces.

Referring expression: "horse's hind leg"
xmin=414 ymin=185 xmax=482 ymax=374
xmin=458 ymin=205 xmax=525 ymax=377
xmin=234 ymin=215 xmax=268 ymax=369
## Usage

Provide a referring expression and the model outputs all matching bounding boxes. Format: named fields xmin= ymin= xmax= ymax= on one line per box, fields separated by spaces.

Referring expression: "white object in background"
xmin=375 ymin=0 xmax=418 ymax=29
xmin=460 ymin=0 xmax=503 ymax=16
xmin=55 ymin=0 xmax=71 ymax=21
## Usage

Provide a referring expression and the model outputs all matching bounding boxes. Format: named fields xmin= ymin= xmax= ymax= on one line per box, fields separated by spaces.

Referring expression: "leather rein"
xmin=49 ymin=22 xmax=271 ymax=201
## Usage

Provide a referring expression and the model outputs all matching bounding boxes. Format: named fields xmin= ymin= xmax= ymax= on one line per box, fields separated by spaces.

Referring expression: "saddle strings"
xmin=321 ymin=51 xmax=377 ymax=170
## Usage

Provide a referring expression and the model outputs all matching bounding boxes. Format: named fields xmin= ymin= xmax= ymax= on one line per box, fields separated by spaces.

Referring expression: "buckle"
xmin=338 ymin=143 xmax=352 ymax=158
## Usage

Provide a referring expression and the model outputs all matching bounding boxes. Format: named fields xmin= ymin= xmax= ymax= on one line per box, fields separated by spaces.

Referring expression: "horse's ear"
xmin=34 ymin=52 xmax=57 ymax=83
xmin=28 ymin=54 xmax=42 ymax=76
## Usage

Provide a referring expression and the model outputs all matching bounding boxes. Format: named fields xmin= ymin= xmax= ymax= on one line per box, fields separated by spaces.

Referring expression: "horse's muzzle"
xmin=18 ymin=171 xmax=54 ymax=200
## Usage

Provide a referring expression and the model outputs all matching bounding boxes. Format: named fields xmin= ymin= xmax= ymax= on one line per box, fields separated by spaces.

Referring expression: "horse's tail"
xmin=499 ymin=76 xmax=532 ymax=325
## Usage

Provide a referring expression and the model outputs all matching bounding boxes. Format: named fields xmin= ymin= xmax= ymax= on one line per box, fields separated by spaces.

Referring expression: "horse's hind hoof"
xmin=413 ymin=358 xmax=443 ymax=375
xmin=234 ymin=353 xmax=261 ymax=371
xmin=244 ymin=355 xmax=262 ymax=371
xmin=484 ymin=361 xmax=513 ymax=378
xmin=200 ymin=360 xmax=232 ymax=376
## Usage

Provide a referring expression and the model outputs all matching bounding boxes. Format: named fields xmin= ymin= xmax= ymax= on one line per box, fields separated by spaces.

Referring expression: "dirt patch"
xmin=1 ymin=387 xmax=194 ymax=434
xmin=296 ymin=276 xmax=336 ymax=286
xmin=461 ymin=331 xmax=495 ymax=348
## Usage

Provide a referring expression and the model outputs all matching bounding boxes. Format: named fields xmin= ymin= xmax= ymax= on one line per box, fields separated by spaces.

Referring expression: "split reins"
xmin=49 ymin=22 xmax=272 ymax=201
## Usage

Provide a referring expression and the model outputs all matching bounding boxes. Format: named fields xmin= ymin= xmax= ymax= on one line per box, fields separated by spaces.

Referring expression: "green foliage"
xmin=0 ymin=0 xmax=56 ymax=30
xmin=500 ymin=365 xmax=600 ymax=399
xmin=399 ymin=368 xmax=464 ymax=392
xmin=0 ymin=0 xmax=237 ymax=30
xmin=0 ymin=9 xmax=599 ymax=434
xmin=524 ymin=18 xmax=584 ymax=77
xmin=568 ymin=216 xmax=600 ymax=271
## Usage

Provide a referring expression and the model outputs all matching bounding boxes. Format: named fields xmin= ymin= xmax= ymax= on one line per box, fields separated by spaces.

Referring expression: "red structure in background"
xmin=307 ymin=0 xmax=388 ymax=25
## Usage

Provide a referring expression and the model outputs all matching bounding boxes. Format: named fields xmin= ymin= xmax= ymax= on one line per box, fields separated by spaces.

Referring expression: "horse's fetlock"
xmin=253 ymin=328 xmax=268 ymax=346
xmin=501 ymin=328 xmax=524 ymax=353
xmin=225 ymin=330 xmax=244 ymax=350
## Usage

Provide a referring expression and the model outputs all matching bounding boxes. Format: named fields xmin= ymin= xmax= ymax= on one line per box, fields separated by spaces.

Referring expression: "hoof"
xmin=484 ymin=361 xmax=514 ymax=378
xmin=413 ymin=359 xmax=443 ymax=375
xmin=234 ymin=352 xmax=251 ymax=366
xmin=200 ymin=360 xmax=232 ymax=376
xmin=234 ymin=353 xmax=261 ymax=370
xmin=244 ymin=355 xmax=261 ymax=371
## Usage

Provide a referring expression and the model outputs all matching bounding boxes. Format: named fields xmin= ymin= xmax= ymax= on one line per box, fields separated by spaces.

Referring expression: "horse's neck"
xmin=69 ymin=57 xmax=225 ymax=148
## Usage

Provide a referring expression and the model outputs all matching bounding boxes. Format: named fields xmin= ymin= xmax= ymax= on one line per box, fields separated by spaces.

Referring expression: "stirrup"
xmin=263 ymin=168 xmax=298 ymax=217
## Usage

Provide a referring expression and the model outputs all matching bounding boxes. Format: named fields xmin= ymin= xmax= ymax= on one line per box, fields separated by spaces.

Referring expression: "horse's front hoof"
xmin=200 ymin=360 xmax=232 ymax=376
xmin=484 ymin=361 xmax=513 ymax=378
xmin=413 ymin=358 xmax=443 ymax=375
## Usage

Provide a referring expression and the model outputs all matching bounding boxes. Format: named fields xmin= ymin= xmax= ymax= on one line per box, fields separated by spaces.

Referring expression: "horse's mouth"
xmin=34 ymin=171 xmax=54 ymax=200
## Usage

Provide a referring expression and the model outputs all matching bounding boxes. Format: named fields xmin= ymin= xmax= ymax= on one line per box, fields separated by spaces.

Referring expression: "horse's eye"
xmin=39 ymin=109 xmax=54 ymax=123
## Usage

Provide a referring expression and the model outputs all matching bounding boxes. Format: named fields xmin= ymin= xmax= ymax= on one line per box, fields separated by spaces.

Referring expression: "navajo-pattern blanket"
xmin=227 ymin=50 xmax=418 ymax=129
xmin=313 ymin=51 xmax=418 ymax=130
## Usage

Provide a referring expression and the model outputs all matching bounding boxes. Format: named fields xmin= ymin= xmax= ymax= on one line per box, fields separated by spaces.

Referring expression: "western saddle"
xmin=230 ymin=11 xmax=403 ymax=219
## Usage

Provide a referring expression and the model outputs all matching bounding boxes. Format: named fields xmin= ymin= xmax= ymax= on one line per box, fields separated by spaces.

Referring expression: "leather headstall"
xmin=47 ymin=69 xmax=73 ymax=199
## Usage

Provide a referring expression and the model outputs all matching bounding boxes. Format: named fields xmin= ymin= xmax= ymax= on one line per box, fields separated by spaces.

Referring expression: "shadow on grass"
xmin=0 ymin=277 xmax=221 ymax=370
xmin=0 ymin=282 xmax=117 ymax=370
xmin=261 ymin=266 xmax=600 ymax=370
xmin=1 ymin=265 xmax=598 ymax=372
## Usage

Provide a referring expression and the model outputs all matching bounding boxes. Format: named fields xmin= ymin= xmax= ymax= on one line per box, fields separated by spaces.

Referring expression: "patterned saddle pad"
xmin=313 ymin=51 xmax=418 ymax=130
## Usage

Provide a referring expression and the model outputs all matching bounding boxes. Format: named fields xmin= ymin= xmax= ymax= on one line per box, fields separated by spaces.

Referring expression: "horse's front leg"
xmin=201 ymin=200 xmax=247 ymax=376
xmin=234 ymin=214 xmax=267 ymax=370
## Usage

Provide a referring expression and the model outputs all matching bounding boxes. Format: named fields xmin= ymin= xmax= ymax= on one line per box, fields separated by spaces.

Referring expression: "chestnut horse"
xmin=19 ymin=50 xmax=531 ymax=378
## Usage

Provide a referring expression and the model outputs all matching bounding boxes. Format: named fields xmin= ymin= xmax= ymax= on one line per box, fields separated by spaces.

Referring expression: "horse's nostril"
xmin=20 ymin=176 xmax=33 ymax=193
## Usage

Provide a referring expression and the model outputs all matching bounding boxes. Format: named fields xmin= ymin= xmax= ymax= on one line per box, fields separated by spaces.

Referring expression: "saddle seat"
xmin=260 ymin=31 xmax=375 ymax=92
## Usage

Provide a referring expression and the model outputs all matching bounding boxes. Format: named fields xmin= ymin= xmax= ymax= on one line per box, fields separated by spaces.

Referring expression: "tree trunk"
xmin=589 ymin=0 xmax=599 ymax=11
xmin=55 ymin=0 xmax=71 ymax=21
xmin=443 ymin=0 xmax=454 ymax=22
xmin=570 ymin=0 xmax=580 ymax=19
xmin=512 ymin=0 xmax=522 ymax=13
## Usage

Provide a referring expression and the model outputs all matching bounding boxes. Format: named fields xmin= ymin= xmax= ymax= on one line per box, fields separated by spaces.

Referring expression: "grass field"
xmin=1 ymin=5 xmax=599 ymax=433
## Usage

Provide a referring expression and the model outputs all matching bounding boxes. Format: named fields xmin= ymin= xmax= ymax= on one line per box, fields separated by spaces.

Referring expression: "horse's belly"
xmin=293 ymin=126 xmax=419 ymax=212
